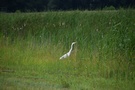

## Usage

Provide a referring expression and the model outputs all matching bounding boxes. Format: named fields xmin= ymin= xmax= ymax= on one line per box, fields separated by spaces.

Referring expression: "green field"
xmin=0 ymin=10 xmax=135 ymax=90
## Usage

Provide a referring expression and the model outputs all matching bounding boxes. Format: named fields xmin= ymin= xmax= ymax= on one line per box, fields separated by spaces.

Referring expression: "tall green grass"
xmin=0 ymin=10 xmax=135 ymax=89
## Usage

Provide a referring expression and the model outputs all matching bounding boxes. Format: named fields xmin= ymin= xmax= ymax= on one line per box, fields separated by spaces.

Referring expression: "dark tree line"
xmin=0 ymin=0 xmax=135 ymax=12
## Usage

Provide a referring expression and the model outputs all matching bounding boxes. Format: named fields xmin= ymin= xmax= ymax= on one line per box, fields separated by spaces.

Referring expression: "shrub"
xmin=15 ymin=10 xmax=21 ymax=13
xmin=103 ymin=5 xmax=115 ymax=10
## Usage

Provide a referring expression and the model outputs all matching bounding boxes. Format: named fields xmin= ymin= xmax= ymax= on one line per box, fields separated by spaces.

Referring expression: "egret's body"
xmin=59 ymin=42 xmax=76 ymax=60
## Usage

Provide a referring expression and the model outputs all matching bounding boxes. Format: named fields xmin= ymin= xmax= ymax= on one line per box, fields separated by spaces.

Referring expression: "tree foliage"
xmin=0 ymin=0 xmax=135 ymax=12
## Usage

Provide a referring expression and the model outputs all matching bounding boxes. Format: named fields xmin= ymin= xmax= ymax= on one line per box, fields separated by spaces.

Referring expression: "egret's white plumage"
xmin=59 ymin=42 xmax=76 ymax=60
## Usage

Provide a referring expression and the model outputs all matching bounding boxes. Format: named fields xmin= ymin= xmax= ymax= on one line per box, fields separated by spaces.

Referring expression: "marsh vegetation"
xmin=0 ymin=10 xmax=135 ymax=90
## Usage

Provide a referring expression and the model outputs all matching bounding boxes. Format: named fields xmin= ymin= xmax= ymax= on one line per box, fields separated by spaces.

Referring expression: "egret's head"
xmin=72 ymin=42 xmax=76 ymax=45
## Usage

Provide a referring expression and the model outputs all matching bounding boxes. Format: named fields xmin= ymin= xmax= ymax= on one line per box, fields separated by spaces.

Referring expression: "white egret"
xmin=59 ymin=42 xmax=76 ymax=60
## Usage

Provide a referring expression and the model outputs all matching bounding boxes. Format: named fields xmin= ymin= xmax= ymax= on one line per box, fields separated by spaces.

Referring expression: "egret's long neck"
xmin=68 ymin=44 xmax=73 ymax=55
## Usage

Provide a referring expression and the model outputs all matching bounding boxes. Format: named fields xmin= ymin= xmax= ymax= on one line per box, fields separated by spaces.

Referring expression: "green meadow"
xmin=0 ymin=10 xmax=135 ymax=90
